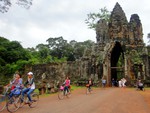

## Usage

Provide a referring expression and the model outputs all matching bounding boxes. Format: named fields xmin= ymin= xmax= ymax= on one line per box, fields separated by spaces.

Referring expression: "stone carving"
xmin=90 ymin=2 xmax=146 ymax=85
xmin=42 ymin=73 xmax=46 ymax=80
xmin=109 ymin=2 xmax=128 ymax=40
xmin=128 ymin=14 xmax=143 ymax=45
xmin=96 ymin=19 xmax=108 ymax=44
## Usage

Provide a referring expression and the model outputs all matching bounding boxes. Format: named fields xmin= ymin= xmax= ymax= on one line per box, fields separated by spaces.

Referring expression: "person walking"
xmin=102 ymin=77 xmax=106 ymax=88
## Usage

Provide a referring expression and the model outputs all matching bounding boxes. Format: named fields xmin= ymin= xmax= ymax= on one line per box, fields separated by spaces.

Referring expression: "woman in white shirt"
xmin=22 ymin=72 xmax=35 ymax=104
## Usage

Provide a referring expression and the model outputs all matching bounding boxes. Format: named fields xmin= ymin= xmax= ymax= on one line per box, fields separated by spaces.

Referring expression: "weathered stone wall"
xmin=25 ymin=60 xmax=101 ymax=89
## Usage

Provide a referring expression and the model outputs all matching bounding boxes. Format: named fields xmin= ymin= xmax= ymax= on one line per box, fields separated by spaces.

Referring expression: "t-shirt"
xmin=25 ymin=78 xmax=35 ymax=89
xmin=102 ymin=79 xmax=106 ymax=84
xmin=11 ymin=78 xmax=23 ymax=88
xmin=65 ymin=79 xmax=70 ymax=86
xmin=139 ymin=83 xmax=143 ymax=86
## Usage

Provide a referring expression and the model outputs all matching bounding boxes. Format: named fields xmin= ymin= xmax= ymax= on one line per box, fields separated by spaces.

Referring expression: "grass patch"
xmin=71 ymin=85 xmax=84 ymax=91
xmin=35 ymin=85 xmax=86 ymax=97
xmin=145 ymin=87 xmax=150 ymax=90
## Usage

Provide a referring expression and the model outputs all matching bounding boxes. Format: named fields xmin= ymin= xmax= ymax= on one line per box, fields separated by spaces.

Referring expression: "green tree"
xmin=46 ymin=36 xmax=68 ymax=59
xmin=63 ymin=43 xmax=75 ymax=61
xmin=0 ymin=37 xmax=31 ymax=77
xmin=85 ymin=7 xmax=110 ymax=30
xmin=26 ymin=47 xmax=40 ymax=64
xmin=2 ymin=41 xmax=28 ymax=63
xmin=36 ymin=44 xmax=50 ymax=63
xmin=73 ymin=40 xmax=95 ymax=59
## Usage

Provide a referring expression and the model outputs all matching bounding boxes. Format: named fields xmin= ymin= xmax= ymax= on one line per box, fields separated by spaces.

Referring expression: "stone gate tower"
xmin=82 ymin=2 xmax=149 ymax=86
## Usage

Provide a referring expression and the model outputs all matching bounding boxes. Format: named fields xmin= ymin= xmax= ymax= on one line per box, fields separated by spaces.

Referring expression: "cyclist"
xmin=87 ymin=78 xmax=93 ymax=90
xmin=5 ymin=73 xmax=23 ymax=98
xmin=22 ymin=72 xmax=35 ymax=104
xmin=63 ymin=76 xmax=70 ymax=94
xmin=5 ymin=74 xmax=22 ymax=90
xmin=9 ymin=74 xmax=23 ymax=98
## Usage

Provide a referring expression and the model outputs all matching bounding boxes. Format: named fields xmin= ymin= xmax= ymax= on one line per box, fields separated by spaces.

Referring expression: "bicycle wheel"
xmin=29 ymin=93 xmax=39 ymax=108
xmin=0 ymin=95 xmax=7 ymax=112
xmin=7 ymin=96 xmax=20 ymax=112
xmin=19 ymin=95 xmax=26 ymax=108
xmin=86 ymin=87 xmax=91 ymax=95
xmin=86 ymin=87 xmax=89 ymax=95
xmin=58 ymin=90 xmax=64 ymax=100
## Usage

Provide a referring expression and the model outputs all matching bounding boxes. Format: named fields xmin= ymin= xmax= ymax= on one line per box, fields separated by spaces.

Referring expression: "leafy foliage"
xmin=85 ymin=7 xmax=110 ymax=30
xmin=0 ymin=37 xmax=31 ymax=77
xmin=0 ymin=0 xmax=32 ymax=13
xmin=147 ymin=33 xmax=150 ymax=45
xmin=0 ymin=36 xmax=95 ymax=80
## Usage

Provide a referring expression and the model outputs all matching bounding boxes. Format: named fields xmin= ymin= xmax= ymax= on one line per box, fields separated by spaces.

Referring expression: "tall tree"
xmin=36 ymin=43 xmax=50 ymax=63
xmin=46 ymin=36 xmax=68 ymax=59
xmin=73 ymin=40 xmax=95 ymax=59
xmin=0 ymin=37 xmax=32 ymax=77
xmin=85 ymin=7 xmax=110 ymax=30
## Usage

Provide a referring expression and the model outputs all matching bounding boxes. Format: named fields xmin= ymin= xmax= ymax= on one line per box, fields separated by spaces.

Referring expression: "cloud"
xmin=0 ymin=0 xmax=150 ymax=48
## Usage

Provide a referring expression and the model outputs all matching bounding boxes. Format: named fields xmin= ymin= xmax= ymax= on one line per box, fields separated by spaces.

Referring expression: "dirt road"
xmin=3 ymin=88 xmax=150 ymax=113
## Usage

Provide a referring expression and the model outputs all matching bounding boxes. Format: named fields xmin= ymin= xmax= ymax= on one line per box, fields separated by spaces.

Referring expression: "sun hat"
xmin=27 ymin=72 xmax=33 ymax=75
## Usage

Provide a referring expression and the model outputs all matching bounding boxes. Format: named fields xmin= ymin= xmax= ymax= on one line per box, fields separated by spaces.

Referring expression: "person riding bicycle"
xmin=22 ymin=72 xmax=35 ymax=104
xmin=9 ymin=74 xmax=23 ymax=98
xmin=63 ymin=76 xmax=70 ymax=94
xmin=5 ymin=73 xmax=22 ymax=90
xmin=87 ymin=78 xmax=93 ymax=90
xmin=5 ymin=73 xmax=23 ymax=98
xmin=137 ymin=79 xmax=144 ymax=91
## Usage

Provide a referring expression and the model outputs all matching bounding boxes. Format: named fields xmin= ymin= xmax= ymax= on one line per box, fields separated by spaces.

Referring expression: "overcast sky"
xmin=0 ymin=0 xmax=150 ymax=48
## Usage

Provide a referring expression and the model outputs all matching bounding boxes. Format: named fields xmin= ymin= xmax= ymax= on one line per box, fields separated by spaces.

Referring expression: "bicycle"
xmin=6 ymin=88 xmax=22 ymax=113
xmin=58 ymin=85 xmax=71 ymax=100
xmin=0 ymin=86 xmax=10 ymax=112
xmin=19 ymin=90 xmax=39 ymax=108
xmin=86 ymin=84 xmax=92 ymax=95
xmin=6 ymin=94 xmax=21 ymax=112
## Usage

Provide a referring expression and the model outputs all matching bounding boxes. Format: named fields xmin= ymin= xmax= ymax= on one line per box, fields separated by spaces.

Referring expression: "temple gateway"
xmin=28 ymin=3 xmax=150 ymax=88
xmin=82 ymin=2 xmax=149 ymax=86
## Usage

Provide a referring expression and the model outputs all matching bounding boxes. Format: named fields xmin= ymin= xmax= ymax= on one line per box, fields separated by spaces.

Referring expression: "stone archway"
xmin=110 ymin=41 xmax=124 ymax=82
xmin=102 ymin=41 xmax=125 ymax=86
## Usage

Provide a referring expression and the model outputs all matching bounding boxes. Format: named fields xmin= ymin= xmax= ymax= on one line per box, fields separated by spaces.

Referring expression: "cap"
xmin=27 ymin=72 xmax=33 ymax=75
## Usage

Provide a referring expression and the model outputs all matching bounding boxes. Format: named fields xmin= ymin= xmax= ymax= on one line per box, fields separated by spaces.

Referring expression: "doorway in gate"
xmin=111 ymin=41 xmax=124 ymax=84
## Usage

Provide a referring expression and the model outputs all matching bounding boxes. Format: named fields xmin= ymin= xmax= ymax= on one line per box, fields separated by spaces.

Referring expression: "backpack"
xmin=13 ymin=88 xmax=21 ymax=95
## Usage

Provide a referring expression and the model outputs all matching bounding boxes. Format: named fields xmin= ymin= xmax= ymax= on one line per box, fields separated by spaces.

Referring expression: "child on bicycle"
xmin=5 ymin=73 xmax=22 ymax=90
xmin=5 ymin=73 xmax=23 ymax=98
xmin=22 ymin=72 xmax=35 ymax=104
xmin=87 ymin=78 xmax=93 ymax=90
xmin=63 ymin=76 xmax=70 ymax=94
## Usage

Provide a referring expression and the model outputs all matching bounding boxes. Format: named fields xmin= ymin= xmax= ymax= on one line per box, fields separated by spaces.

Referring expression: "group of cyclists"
xmin=4 ymin=72 xmax=145 ymax=105
xmin=4 ymin=73 xmax=71 ymax=103
xmin=5 ymin=71 xmax=35 ymax=105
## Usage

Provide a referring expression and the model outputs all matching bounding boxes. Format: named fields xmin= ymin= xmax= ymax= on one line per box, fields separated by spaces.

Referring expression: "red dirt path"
xmin=2 ymin=87 xmax=150 ymax=113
